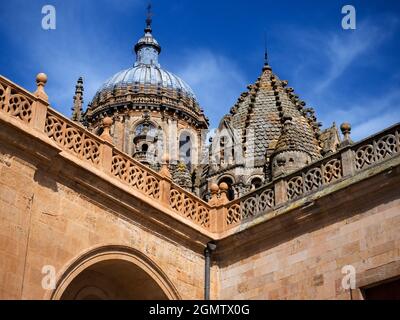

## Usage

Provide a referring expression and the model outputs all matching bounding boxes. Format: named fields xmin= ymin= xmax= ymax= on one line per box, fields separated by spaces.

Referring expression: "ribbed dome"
xmin=92 ymin=20 xmax=197 ymax=103
xmin=95 ymin=65 xmax=196 ymax=100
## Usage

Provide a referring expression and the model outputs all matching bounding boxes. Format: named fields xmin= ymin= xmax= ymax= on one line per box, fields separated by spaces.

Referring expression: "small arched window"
xmin=179 ymin=133 xmax=192 ymax=165
xmin=251 ymin=177 xmax=263 ymax=190
xmin=135 ymin=122 xmax=156 ymax=136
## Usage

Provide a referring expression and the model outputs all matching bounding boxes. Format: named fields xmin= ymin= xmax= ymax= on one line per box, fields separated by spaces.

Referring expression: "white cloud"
xmin=345 ymin=90 xmax=400 ymax=140
xmin=174 ymin=49 xmax=248 ymax=128
xmin=315 ymin=24 xmax=384 ymax=92
xmin=277 ymin=16 xmax=400 ymax=141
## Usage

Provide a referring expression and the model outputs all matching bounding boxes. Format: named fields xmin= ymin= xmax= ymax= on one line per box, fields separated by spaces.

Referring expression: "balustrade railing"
xmin=284 ymin=153 xmax=343 ymax=202
xmin=0 ymin=75 xmax=212 ymax=232
xmin=45 ymin=108 xmax=102 ymax=167
xmin=111 ymin=148 xmax=161 ymax=199
xmin=225 ymin=183 xmax=275 ymax=227
xmin=169 ymin=185 xmax=211 ymax=229
xmin=0 ymin=77 xmax=35 ymax=125
xmin=223 ymin=124 xmax=400 ymax=229
xmin=353 ymin=124 xmax=400 ymax=171
xmin=1 ymin=74 xmax=399 ymax=234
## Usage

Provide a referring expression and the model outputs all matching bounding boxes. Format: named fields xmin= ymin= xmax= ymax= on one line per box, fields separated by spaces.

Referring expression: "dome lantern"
xmin=134 ymin=3 xmax=161 ymax=67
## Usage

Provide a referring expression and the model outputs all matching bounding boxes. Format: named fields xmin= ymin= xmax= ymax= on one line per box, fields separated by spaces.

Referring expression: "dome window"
xmin=179 ymin=133 xmax=192 ymax=166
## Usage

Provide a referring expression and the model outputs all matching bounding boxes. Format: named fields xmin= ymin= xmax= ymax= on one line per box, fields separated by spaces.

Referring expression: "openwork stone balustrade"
xmin=1 ymin=75 xmax=399 ymax=234
xmin=354 ymin=126 xmax=400 ymax=171
xmin=224 ymin=124 xmax=400 ymax=229
xmin=45 ymin=108 xmax=102 ymax=166
xmin=0 ymin=79 xmax=34 ymax=124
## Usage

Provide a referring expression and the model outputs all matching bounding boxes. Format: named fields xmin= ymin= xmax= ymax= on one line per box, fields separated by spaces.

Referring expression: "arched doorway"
xmin=51 ymin=246 xmax=180 ymax=300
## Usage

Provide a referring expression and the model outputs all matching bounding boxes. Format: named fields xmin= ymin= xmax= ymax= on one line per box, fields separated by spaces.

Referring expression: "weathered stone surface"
xmin=0 ymin=73 xmax=399 ymax=300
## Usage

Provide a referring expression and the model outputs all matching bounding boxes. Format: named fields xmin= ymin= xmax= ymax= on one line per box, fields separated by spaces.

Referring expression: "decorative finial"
xmin=159 ymin=153 xmax=171 ymax=179
xmin=219 ymin=182 xmax=229 ymax=205
xmin=100 ymin=116 xmax=113 ymax=143
xmin=264 ymin=30 xmax=269 ymax=66
xmin=71 ymin=77 xmax=84 ymax=122
xmin=208 ymin=183 xmax=220 ymax=206
xmin=34 ymin=73 xmax=48 ymax=101
xmin=145 ymin=2 xmax=153 ymax=33
xmin=340 ymin=122 xmax=352 ymax=146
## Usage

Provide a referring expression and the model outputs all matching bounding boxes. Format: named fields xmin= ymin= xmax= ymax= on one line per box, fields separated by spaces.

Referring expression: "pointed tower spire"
xmin=71 ymin=77 xmax=84 ymax=122
xmin=264 ymin=31 xmax=269 ymax=66
xmin=145 ymin=2 xmax=153 ymax=33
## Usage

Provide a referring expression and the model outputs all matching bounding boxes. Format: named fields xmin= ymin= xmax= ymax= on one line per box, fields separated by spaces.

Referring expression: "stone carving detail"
xmin=170 ymin=188 xmax=210 ymax=228
xmin=111 ymin=151 xmax=160 ymax=199
xmin=323 ymin=159 xmax=342 ymax=183
xmin=304 ymin=168 xmax=323 ymax=192
xmin=226 ymin=188 xmax=274 ymax=226
xmin=287 ymin=176 xmax=304 ymax=200
xmin=226 ymin=204 xmax=241 ymax=225
xmin=287 ymin=156 xmax=343 ymax=201
xmin=355 ymin=132 xmax=399 ymax=170
xmin=0 ymin=83 xmax=33 ymax=124
xmin=45 ymin=112 xmax=101 ymax=165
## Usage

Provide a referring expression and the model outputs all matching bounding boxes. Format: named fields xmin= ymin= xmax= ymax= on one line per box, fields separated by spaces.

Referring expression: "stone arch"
xmin=132 ymin=118 xmax=164 ymax=162
xmin=49 ymin=245 xmax=181 ymax=300
xmin=132 ymin=119 xmax=159 ymax=135
xmin=247 ymin=175 xmax=264 ymax=190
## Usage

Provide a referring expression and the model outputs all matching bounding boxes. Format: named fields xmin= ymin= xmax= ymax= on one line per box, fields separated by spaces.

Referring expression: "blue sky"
xmin=1 ymin=0 xmax=399 ymax=141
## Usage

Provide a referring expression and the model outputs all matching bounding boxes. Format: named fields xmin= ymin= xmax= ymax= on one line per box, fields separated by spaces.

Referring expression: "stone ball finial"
xmin=100 ymin=117 xmax=113 ymax=143
xmin=210 ymin=183 xmax=219 ymax=194
xmin=219 ymin=182 xmax=229 ymax=192
xmin=36 ymin=73 xmax=47 ymax=85
xmin=34 ymin=73 xmax=48 ymax=101
xmin=208 ymin=183 xmax=220 ymax=206
xmin=340 ymin=122 xmax=351 ymax=135
xmin=340 ymin=122 xmax=352 ymax=146
xmin=159 ymin=154 xmax=172 ymax=179
xmin=102 ymin=116 xmax=113 ymax=128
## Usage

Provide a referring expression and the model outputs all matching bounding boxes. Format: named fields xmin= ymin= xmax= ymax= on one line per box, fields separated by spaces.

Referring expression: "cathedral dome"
xmin=87 ymin=17 xmax=207 ymax=128
xmin=94 ymin=20 xmax=196 ymax=101
xmin=95 ymin=65 xmax=196 ymax=101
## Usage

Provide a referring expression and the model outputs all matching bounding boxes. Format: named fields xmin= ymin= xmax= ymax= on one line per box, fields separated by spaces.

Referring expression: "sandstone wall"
xmin=218 ymin=194 xmax=400 ymax=299
xmin=0 ymin=142 xmax=206 ymax=299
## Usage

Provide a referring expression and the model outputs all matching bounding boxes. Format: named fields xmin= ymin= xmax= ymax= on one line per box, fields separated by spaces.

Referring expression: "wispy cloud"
xmin=174 ymin=49 xmax=248 ymax=127
xmin=276 ymin=15 xmax=400 ymax=141
xmin=326 ymin=88 xmax=400 ymax=140
xmin=0 ymin=0 xmax=143 ymax=113
xmin=315 ymin=19 xmax=398 ymax=93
